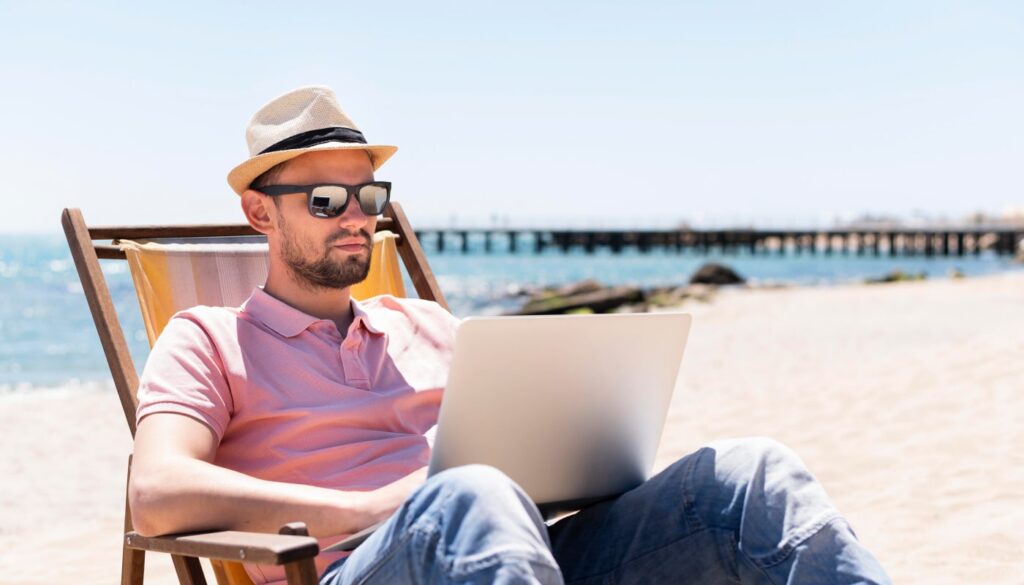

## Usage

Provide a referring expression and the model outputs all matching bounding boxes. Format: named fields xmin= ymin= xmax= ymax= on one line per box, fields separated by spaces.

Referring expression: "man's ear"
xmin=241 ymin=189 xmax=275 ymax=235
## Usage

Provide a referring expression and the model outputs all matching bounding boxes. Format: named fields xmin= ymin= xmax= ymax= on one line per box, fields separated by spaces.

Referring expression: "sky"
xmin=0 ymin=0 xmax=1022 ymax=232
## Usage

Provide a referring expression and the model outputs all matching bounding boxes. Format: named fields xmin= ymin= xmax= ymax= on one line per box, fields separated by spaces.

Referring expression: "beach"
xmin=1 ymin=272 xmax=1021 ymax=584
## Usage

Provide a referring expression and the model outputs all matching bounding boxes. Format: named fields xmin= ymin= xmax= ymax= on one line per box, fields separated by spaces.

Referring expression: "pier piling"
xmin=406 ymin=227 xmax=1020 ymax=258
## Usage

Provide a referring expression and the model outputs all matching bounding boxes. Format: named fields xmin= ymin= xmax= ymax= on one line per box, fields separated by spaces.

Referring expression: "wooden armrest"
xmin=125 ymin=529 xmax=319 ymax=565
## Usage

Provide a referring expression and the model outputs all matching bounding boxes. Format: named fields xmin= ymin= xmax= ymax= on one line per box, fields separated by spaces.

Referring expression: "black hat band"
xmin=259 ymin=127 xmax=367 ymax=155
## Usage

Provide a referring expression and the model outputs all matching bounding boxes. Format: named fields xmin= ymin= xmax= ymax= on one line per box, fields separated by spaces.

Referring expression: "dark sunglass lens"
xmin=357 ymin=184 xmax=389 ymax=215
xmin=309 ymin=186 xmax=350 ymax=218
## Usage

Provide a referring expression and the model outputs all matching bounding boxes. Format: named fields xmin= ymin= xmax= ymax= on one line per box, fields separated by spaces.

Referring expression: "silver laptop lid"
xmin=428 ymin=312 xmax=691 ymax=508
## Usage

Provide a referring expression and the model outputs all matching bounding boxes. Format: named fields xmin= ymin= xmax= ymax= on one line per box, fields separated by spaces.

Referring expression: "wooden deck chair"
xmin=62 ymin=202 xmax=447 ymax=585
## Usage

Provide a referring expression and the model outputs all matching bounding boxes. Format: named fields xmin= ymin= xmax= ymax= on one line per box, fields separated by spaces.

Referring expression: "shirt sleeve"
xmin=135 ymin=313 xmax=234 ymax=440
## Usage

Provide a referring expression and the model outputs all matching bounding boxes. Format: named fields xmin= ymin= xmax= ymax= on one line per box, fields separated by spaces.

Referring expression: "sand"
xmin=1 ymin=272 xmax=1022 ymax=584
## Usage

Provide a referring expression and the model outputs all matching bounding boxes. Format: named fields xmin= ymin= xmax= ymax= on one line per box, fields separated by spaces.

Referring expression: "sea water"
xmin=1 ymin=233 xmax=1020 ymax=389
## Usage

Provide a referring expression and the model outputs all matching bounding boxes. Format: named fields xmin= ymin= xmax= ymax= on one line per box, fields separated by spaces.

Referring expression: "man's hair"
xmin=250 ymin=160 xmax=292 ymax=208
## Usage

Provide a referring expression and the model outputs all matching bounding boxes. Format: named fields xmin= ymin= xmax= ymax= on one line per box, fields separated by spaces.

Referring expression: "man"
xmin=130 ymin=86 xmax=890 ymax=585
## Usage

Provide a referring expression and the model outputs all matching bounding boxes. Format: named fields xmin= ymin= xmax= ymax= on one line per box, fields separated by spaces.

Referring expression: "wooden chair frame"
xmin=61 ymin=202 xmax=447 ymax=585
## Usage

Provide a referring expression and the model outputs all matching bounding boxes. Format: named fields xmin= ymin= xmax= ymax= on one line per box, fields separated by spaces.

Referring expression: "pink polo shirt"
xmin=135 ymin=288 xmax=460 ymax=584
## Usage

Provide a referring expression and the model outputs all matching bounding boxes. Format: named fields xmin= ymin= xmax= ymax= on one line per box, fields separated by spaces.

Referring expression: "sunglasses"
xmin=259 ymin=182 xmax=391 ymax=218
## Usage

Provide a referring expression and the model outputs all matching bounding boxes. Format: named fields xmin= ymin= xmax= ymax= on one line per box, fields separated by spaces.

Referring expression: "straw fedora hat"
xmin=227 ymin=86 xmax=397 ymax=195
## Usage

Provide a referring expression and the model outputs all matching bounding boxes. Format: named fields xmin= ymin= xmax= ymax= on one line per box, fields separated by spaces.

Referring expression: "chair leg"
xmin=121 ymin=545 xmax=145 ymax=585
xmin=279 ymin=523 xmax=318 ymax=585
xmin=209 ymin=560 xmax=229 ymax=584
xmin=122 ymin=456 xmax=145 ymax=585
xmin=283 ymin=558 xmax=319 ymax=585
xmin=171 ymin=555 xmax=208 ymax=585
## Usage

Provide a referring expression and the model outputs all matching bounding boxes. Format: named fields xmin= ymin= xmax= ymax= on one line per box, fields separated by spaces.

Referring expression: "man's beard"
xmin=278 ymin=214 xmax=373 ymax=290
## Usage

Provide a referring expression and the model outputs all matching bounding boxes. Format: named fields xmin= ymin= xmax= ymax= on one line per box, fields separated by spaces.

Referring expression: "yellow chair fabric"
xmin=119 ymin=230 xmax=407 ymax=585
xmin=120 ymin=231 xmax=406 ymax=345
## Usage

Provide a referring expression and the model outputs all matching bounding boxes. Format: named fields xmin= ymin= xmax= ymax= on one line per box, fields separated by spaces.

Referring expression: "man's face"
xmin=262 ymin=149 xmax=378 ymax=291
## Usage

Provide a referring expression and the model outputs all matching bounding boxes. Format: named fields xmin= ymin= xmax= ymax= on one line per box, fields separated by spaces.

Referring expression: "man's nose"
xmin=337 ymin=197 xmax=373 ymax=230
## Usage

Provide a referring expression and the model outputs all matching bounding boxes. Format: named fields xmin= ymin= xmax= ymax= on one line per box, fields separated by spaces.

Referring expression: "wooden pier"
xmin=413 ymin=228 xmax=1024 ymax=257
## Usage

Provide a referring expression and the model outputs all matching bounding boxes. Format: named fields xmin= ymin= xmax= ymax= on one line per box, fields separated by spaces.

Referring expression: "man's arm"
xmin=129 ymin=412 xmax=425 ymax=538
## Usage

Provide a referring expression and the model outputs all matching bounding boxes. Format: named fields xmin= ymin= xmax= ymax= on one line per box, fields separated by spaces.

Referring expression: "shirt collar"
xmin=242 ymin=287 xmax=384 ymax=338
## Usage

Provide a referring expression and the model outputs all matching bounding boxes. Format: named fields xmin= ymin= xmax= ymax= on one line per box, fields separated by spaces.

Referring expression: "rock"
xmin=554 ymin=279 xmax=604 ymax=297
xmin=516 ymin=284 xmax=645 ymax=315
xmin=511 ymin=278 xmax=723 ymax=316
xmin=865 ymin=270 xmax=927 ymax=284
xmin=645 ymin=285 xmax=709 ymax=307
xmin=645 ymin=288 xmax=685 ymax=308
xmin=689 ymin=263 xmax=746 ymax=286
xmin=685 ymin=284 xmax=716 ymax=303
xmin=521 ymin=279 xmax=604 ymax=304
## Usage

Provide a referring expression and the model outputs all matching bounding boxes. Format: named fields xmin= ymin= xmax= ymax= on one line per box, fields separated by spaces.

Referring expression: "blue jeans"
xmin=320 ymin=438 xmax=890 ymax=584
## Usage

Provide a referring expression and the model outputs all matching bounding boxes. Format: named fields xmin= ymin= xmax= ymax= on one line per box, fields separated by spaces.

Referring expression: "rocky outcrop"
xmin=513 ymin=263 xmax=749 ymax=315
xmin=516 ymin=284 xmax=644 ymax=315
xmin=865 ymin=270 xmax=927 ymax=284
xmin=689 ymin=263 xmax=746 ymax=286
xmin=645 ymin=284 xmax=716 ymax=308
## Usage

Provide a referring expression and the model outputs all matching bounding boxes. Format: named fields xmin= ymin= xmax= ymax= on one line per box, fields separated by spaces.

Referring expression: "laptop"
xmin=325 ymin=311 xmax=692 ymax=552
